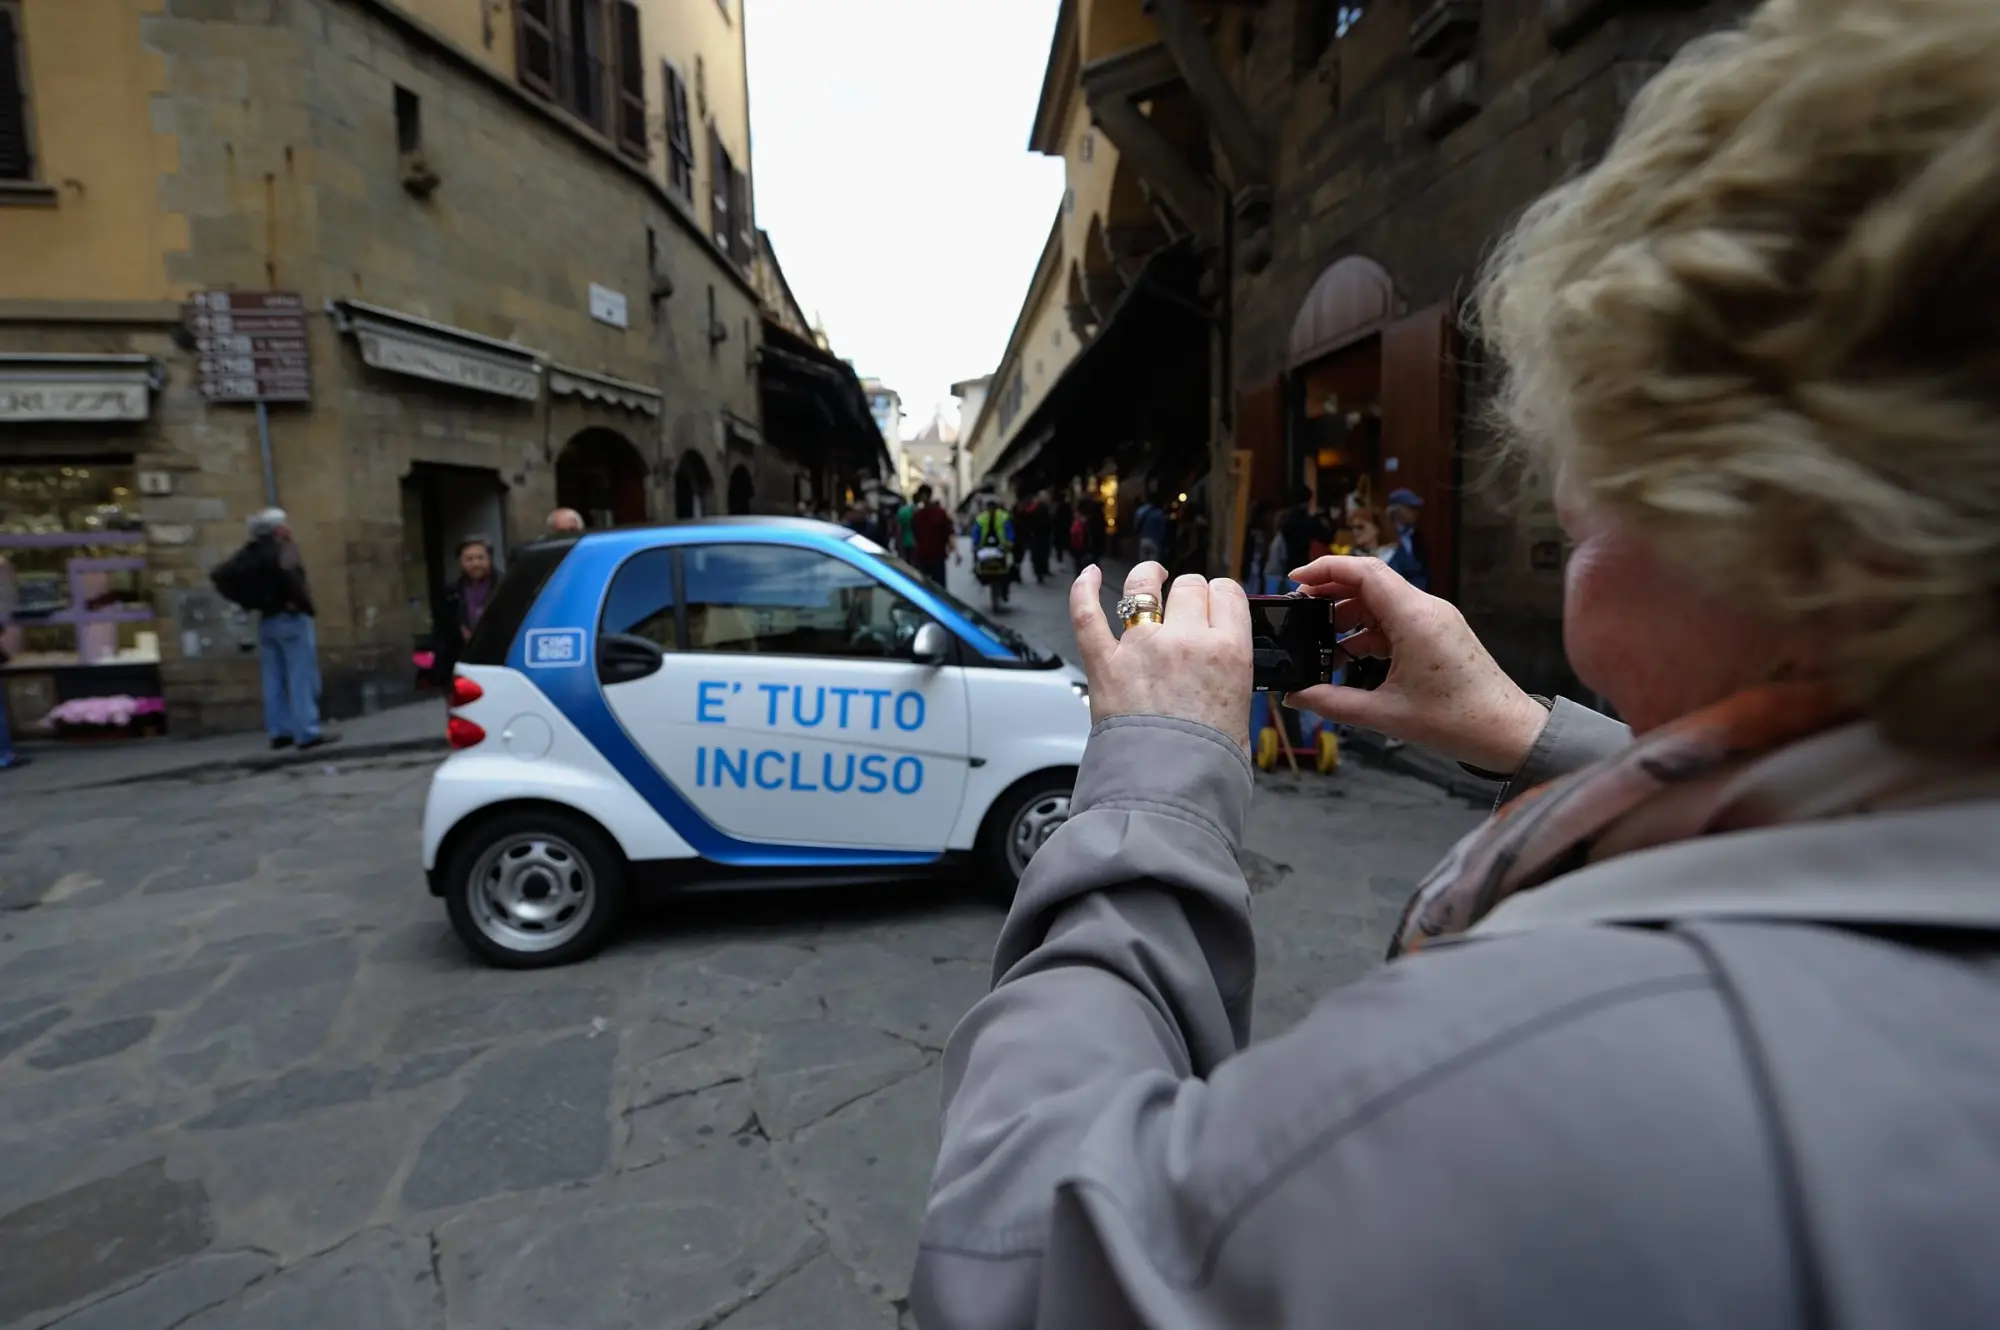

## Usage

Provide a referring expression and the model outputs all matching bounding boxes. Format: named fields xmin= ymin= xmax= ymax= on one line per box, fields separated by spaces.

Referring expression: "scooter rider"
xmin=972 ymin=495 xmax=1018 ymax=605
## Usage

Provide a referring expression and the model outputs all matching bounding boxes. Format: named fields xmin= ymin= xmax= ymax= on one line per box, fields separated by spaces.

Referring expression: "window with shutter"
xmin=663 ymin=62 xmax=694 ymax=201
xmin=613 ymin=1 xmax=645 ymax=162
xmin=0 ymin=0 xmax=36 ymax=180
xmin=709 ymin=125 xmax=732 ymax=252
xmin=729 ymin=167 xmax=752 ymax=268
xmin=565 ymin=0 xmax=608 ymax=129
xmin=516 ymin=0 xmax=557 ymax=99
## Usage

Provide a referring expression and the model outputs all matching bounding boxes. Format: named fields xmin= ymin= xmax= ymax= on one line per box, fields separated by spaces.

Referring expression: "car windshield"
xmin=849 ymin=537 xmax=1054 ymax=664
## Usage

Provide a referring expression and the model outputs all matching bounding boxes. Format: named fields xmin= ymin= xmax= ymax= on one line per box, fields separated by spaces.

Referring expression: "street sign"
xmin=184 ymin=291 xmax=313 ymax=403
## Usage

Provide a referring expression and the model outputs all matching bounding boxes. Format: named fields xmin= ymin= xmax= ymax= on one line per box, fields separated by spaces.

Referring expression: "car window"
xmin=682 ymin=543 xmax=923 ymax=658
xmin=599 ymin=546 xmax=677 ymax=649
xmin=856 ymin=546 xmax=1053 ymax=665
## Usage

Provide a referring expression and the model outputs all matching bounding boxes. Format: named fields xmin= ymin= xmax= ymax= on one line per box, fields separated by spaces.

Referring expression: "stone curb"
xmin=1337 ymin=728 xmax=1502 ymax=806
xmin=16 ymin=733 xmax=449 ymax=795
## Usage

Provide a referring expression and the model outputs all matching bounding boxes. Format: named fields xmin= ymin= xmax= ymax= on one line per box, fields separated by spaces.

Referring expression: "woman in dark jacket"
xmin=429 ymin=536 xmax=497 ymax=685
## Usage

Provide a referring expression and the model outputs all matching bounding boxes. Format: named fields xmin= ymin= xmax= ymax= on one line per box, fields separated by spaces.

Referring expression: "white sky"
xmin=746 ymin=0 xmax=1065 ymax=438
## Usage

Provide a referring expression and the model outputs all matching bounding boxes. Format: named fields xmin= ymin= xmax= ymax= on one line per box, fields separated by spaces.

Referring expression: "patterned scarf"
xmin=1388 ymin=681 xmax=2000 ymax=958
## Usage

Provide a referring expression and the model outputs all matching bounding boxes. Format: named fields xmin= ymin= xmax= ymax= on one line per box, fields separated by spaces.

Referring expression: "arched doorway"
xmin=556 ymin=428 xmax=648 ymax=529
xmin=727 ymin=465 xmax=754 ymax=515
xmin=674 ymin=451 xmax=715 ymax=519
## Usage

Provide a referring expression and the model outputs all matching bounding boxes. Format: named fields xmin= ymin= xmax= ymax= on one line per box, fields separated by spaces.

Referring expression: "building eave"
xmin=964 ymin=211 xmax=1066 ymax=452
xmin=1028 ymin=0 xmax=1081 ymax=156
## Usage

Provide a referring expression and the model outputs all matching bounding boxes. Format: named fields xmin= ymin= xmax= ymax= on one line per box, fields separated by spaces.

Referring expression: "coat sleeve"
xmin=913 ymin=714 xmax=1257 ymax=1329
xmin=1496 ymin=695 xmax=1633 ymax=804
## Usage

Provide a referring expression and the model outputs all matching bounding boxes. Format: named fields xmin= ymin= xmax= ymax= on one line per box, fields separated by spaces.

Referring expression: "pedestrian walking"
xmin=895 ymin=491 xmax=919 ymax=563
xmin=1049 ymin=495 xmax=1074 ymax=570
xmin=915 ymin=2 xmax=2000 ymax=1322
xmin=1133 ymin=488 xmax=1170 ymax=565
xmin=909 ymin=485 xmax=957 ymax=586
xmin=1021 ymin=491 xmax=1053 ymax=584
xmin=1384 ymin=486 xmax=1430 ymax=591
xmin=429 ymin=536 xmax=497 ymax=685
xmin=212 ymin=509 xmax=333 ymax=752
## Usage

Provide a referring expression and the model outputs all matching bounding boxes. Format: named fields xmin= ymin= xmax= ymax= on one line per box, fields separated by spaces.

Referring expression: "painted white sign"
xmin=0 ymin=379 xmax=149 ymax=421
xmin=589 ymin=283 xmax=630 ymax=330
xmin=355 ymin=326 xmax=540 ymax=401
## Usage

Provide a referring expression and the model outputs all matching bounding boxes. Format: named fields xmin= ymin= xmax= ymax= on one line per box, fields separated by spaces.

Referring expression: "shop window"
xmin=663 ymin=62 xmax=695 ymax=201
xmin=681 ymin=545 xmax=920 ymax=659
xmin=0 ymin=0 xmax=34 ymax=181
xmin=0 ymin=463 xmax=159 ymax=684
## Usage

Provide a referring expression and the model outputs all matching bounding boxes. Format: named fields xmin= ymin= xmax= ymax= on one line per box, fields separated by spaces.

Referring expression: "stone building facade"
xmin=0 ymin=0 xmax=853 ymax=736
xmin=963 ymin=0 xmax=1753 ymax=703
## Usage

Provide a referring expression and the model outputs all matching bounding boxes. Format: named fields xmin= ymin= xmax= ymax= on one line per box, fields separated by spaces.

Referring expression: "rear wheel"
xmin=442 ymin=809 xmax=628 ymax=968
xmin=979 ymin=774 xmax=1074 ymax=901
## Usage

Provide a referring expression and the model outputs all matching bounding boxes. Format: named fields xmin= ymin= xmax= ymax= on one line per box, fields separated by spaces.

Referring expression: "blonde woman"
xmin=916 ymin=1 xmax=2000 ymax=1325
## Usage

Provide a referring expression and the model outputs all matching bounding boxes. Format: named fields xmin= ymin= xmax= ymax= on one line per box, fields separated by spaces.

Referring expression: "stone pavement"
xmin=0 ymin=549 xmax=1488 ymax=1330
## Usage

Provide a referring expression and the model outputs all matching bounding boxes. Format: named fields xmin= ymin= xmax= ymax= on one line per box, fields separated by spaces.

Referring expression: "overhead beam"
xmin=1085 ymin=93 xmax=1221 ymax=250
xmin=1146 ymin=0 xmax=1270 ymax=185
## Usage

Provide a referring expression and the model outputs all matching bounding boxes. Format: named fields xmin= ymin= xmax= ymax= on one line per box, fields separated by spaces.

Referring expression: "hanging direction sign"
xmin=184 ymin=291 xmax=313 ymax=403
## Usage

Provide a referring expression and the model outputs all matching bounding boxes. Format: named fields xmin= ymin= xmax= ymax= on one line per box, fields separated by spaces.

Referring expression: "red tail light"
xmin=447 ymin=716 xmax=487 ymax=749
xmin=448 ymin=675 xmax=484 ymax=707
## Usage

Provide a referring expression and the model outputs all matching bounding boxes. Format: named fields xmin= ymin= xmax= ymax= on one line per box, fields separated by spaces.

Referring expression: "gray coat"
xmin=914 ymin=702 xmax=2000 ymax=1329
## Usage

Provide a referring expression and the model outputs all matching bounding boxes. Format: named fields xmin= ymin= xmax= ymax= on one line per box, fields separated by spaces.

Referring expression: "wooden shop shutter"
xmin=664 ymin=63 xmax=694 ymax=200
xmin=1235 ymin=375 xmax=1288 ymax=511
xmin=1378 ymin=303 xmax=1460 ymax=602
xmin=516 ymin=0 xmax=556 ymax=100
xmin=613 ymin=0 xmax=647 ymax=162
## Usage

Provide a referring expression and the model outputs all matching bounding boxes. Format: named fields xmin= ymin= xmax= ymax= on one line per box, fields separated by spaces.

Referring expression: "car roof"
xmin=580 ymin=515 xmax=853 ymax=539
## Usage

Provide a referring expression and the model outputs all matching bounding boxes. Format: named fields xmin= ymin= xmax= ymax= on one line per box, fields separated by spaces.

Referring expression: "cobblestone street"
xmin=0 ymin=556 xmax=1484 ymax=1330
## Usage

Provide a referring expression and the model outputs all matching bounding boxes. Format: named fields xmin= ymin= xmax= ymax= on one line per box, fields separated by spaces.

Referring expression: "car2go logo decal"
xmin=524 ymin=628 xmax=587 ymax=669
xmin=692 ymin=680 xmax=928 ymax=795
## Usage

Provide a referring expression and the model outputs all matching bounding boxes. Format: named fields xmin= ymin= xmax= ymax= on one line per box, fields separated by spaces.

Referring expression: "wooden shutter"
xmin=729 ymin=167 xmax=752 ymax=266
xmin=1234 ymin=376 xmax=1288 ymax=510
xmin=708 ymin=125 xmax=731 ymax=250
xmin=664 ymin=62 xmax=694 ymax=199
xmin=0 ymin=4 xmax=28 ymax=181
xmin=516 ymin=0 xmax=556 ymax=98
xmin=1379 ymin=304 xmax=1460 ymax=602
xmin=613 ymin=0 xmax=646 ymax=162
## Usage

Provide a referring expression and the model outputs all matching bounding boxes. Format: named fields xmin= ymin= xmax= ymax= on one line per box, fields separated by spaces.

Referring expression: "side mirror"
xmin=910 ymin=621 xmax=951 ymax=666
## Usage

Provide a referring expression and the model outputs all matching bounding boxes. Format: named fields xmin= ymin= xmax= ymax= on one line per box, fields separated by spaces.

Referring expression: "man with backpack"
xmin=211 ymin=509 xmax=333 ymax=752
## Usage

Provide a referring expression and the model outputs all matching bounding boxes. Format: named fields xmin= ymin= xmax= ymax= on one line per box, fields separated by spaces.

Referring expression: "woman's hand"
xmin=1286 ymin=556 xmax=1549 ymax=775
xmin=1071 ymin=562 xmax=1253 ymax=749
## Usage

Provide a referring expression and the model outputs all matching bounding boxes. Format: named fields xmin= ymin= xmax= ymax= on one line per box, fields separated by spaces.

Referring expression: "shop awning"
xmin=758 ymin=319 xmax=892 ymax=479
xmin=328 ymin=299 xmax=543 ymax=401
xmin=0 ymin=354 xmax=164 ymax=423
xmin=981 ymin=242 xmax=1210 ymax=490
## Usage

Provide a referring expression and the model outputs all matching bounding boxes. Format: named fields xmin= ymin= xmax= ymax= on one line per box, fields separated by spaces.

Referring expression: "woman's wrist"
xmin=1458 ymin=693 xmax=1555 ymax=781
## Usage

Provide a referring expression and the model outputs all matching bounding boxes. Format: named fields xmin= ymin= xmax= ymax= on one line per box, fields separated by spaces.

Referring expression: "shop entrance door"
xmin=400 ymin=464 xmax=508 ymax=669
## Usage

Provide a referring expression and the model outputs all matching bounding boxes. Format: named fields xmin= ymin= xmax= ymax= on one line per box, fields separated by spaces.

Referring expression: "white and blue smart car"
xmin=421 ymin=517 xmax=1090 ymax=967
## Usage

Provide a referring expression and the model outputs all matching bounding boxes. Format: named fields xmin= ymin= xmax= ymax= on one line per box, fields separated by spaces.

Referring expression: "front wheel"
xmin=442 ymin=808 xmax=628 ymax=968
xmin=987 ymin=579 xmax=1005 ymax=612
xmin=978 ymin=774 xmax=1074 ymax=902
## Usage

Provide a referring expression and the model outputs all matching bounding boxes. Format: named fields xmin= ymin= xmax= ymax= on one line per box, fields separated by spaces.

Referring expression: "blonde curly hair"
xmin=1475 ymin=0 xmax=2000 ymax=747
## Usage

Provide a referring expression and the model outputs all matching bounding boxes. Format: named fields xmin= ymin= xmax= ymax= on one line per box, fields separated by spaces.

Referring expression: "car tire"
xmin=978 ymin=773 xmax=1075 ymax=903
xmin=442 ymin=808 xmax=628 ymax=969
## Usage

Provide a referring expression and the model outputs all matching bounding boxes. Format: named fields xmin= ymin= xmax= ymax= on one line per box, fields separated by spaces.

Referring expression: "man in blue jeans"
xmin=245 ymin=509 xmax=334 ymax=752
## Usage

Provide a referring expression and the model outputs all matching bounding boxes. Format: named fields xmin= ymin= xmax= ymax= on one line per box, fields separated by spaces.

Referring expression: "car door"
xmin=597 ymin=538 xmax=972 ymax=853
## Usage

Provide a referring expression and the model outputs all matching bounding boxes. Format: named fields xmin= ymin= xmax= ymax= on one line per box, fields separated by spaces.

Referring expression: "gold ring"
xmin=1117 ymin=593 xmax=1164 ymax=628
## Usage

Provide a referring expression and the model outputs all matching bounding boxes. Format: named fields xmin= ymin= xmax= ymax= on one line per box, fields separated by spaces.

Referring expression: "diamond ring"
xmin=1116 ymin=592 xmax=1164 ymax=627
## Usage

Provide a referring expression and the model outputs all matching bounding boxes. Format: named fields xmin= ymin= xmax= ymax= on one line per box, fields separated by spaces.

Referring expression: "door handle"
xmin=596 ymin=633 xmax=664 ymax=684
